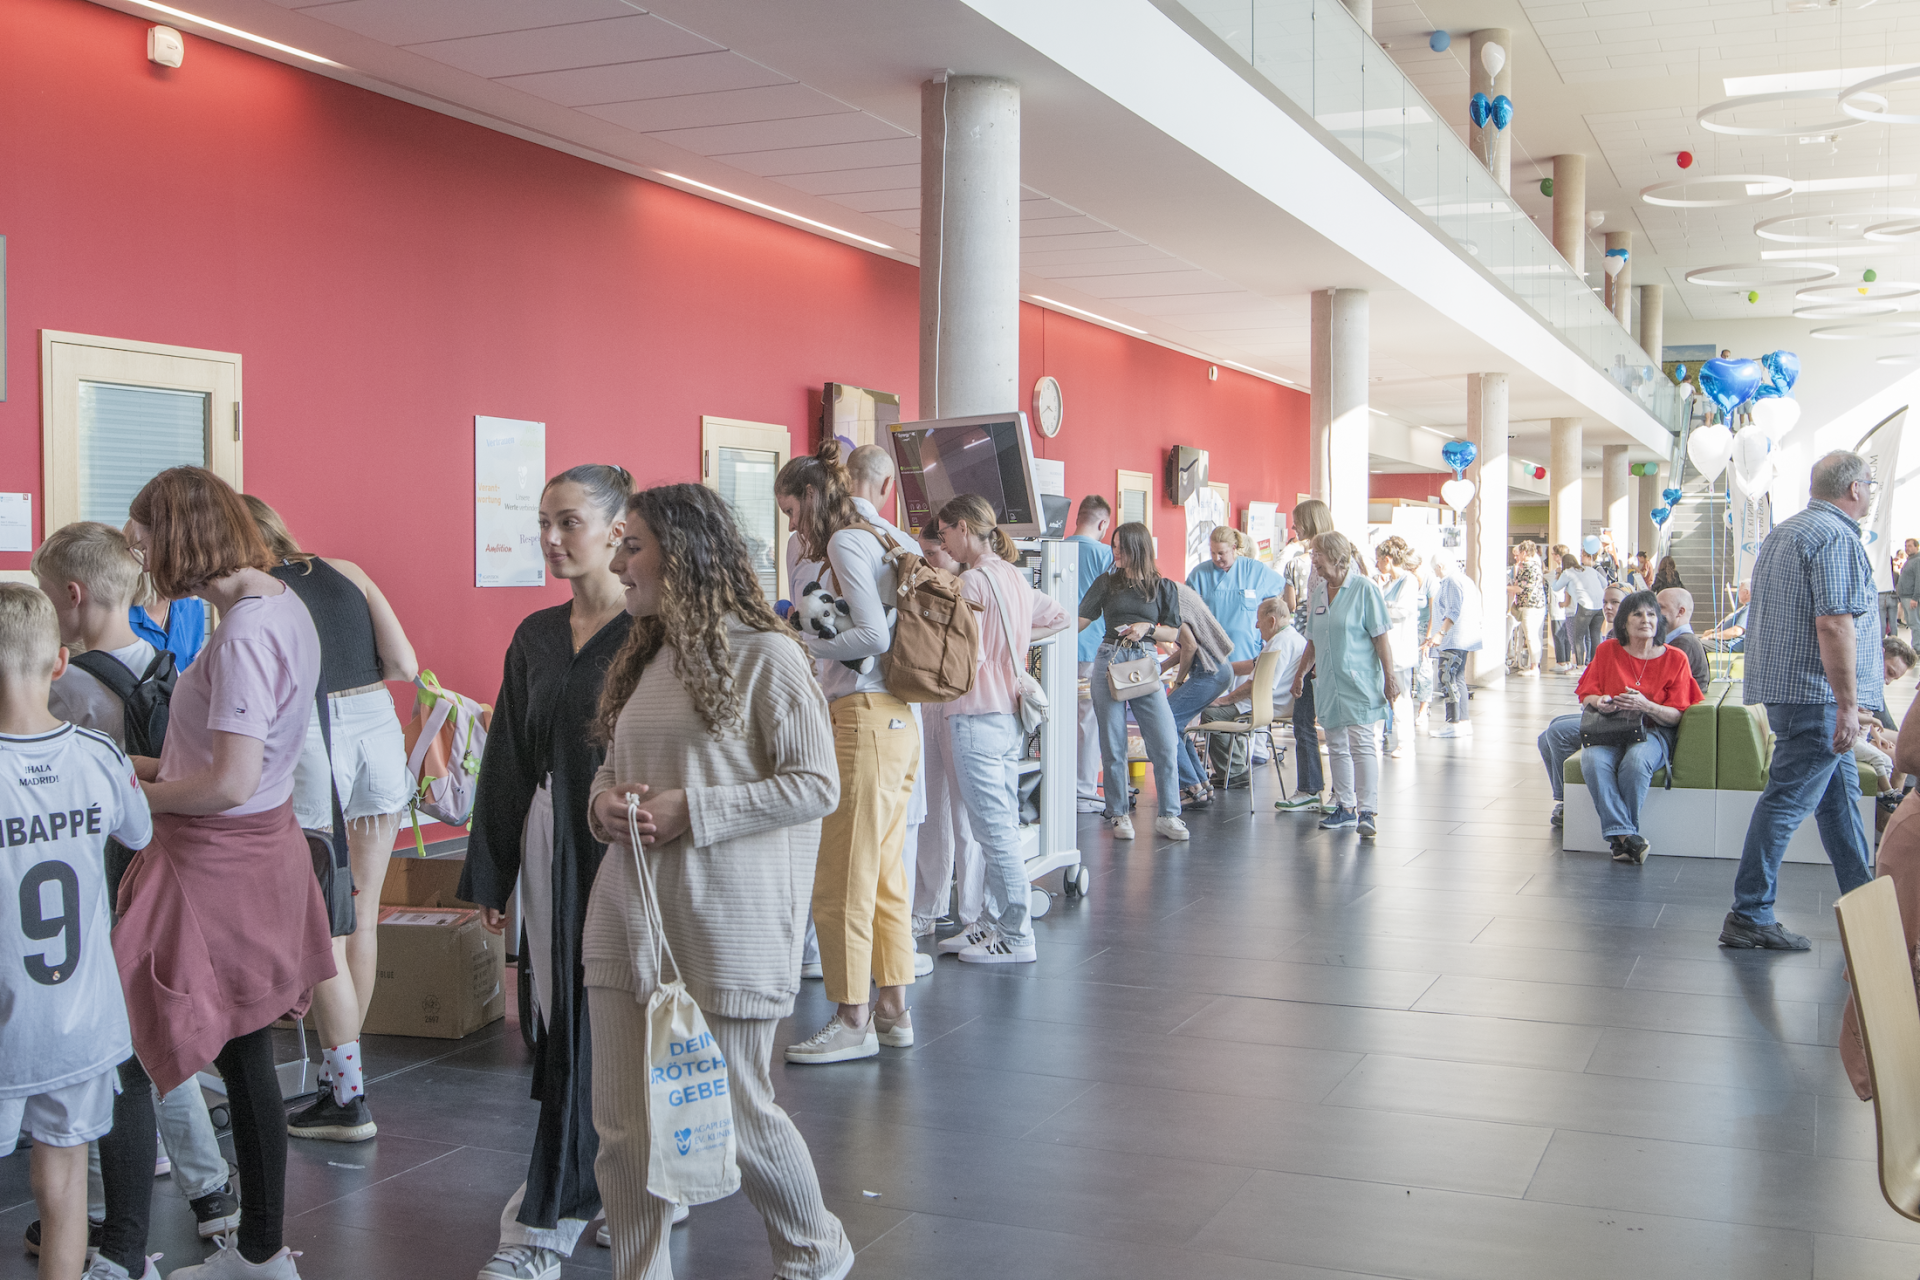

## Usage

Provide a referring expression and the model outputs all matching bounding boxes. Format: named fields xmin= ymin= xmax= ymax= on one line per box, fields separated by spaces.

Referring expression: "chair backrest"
xmin=1835 ymin=876 xmax=1920 ymax=1223
xmin=1246 ymin=648 xmax=1282 ymax=730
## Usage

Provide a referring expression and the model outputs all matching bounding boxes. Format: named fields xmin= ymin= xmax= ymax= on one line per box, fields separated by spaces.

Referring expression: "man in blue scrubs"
xmin=1069 ymin=496 xmax=1114 ymax=812
xmin=1187 ymin=526 xmax=1284 ymax=783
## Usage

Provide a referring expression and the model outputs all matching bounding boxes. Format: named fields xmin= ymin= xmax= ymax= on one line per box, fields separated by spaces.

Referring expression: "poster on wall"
xmin=1183 ymin=485 xmax=1226 ymax=574
xmin=1244 ymin=502 xmax=1279 ymax=565
xmin=475 ymin=415 xmax=545 ymax=588
xmin=824 ymin=383 xmax=901 ymax=453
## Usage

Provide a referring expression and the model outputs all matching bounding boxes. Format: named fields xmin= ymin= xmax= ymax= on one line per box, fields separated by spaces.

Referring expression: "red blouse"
xmin=1576 ymin=638 xmax=1705 ymax=712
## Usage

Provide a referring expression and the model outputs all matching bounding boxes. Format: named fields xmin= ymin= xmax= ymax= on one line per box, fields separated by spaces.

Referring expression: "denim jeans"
xmin=1573 ymin=608 xmax=1604 ymax=664
xmin=1537 ymin=713 xmax=1584 ymax=802
xmin=1732 ymin=702 xmax=1874 ymax=925
xmin=1293 ymin=671 xmax=1325 ymax=795
xmin=1551 ymin=616 xmax=1571 ymax=665
xmin=1165 ymin=662 xmax=1235 ymax=789
xmin=1436 ymin=649 xmax=1470 ymax=722
xmin=1581 ymin=732 xmax=1671 ymax=838
xmin=1091 ymin=644 xmax=1180 ymax=819
xmin=947 ymin=712 xmax=1034 ymax=949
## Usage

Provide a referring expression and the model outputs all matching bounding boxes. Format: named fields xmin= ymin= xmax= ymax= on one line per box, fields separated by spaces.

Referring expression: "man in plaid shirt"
xmin=1722 ymin=451 xmax=1882 ymax=950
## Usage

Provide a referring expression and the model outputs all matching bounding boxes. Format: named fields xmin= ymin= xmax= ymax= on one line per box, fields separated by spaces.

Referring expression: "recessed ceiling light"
xmin=1024 ymin=294 xmax=1146 ymax=335
xmin=654 ymin=172 xmax=892 ymax=251
xmin=121 ymin=0 xmax=338 ymax=64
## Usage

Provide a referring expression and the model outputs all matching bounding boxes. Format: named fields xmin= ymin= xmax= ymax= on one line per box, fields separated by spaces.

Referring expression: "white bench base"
xmin=1563 ymin=783 xmax=1873 ymax=863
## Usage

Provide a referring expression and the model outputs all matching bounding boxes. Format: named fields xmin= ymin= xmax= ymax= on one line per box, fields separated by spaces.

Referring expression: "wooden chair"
xmin=1834 ymin=876 xmax=1920 ymax=1222
xmin=1194 ymin=648 xmax=1290 ymax=815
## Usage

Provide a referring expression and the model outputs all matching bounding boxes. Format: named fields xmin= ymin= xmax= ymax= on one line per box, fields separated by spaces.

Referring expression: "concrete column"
xmin=1601 ymin=445 xmax=1630 ymax=556
xmin=1470 ymin=29 xmax=1512 ymax=193
xmin=1551 ymin=154 xmax=1586 ymax=277
xmin=1604 ymin=230 xmax=1632 ymax=330
xmin=1636 ymin=283 xmax=1664 ymax=365
xmin=1340 ymin=0 xmax=1371 ymax=35
xmin=1549 ymin=418 xmax=1582 ymax=553
xmin=1637 ymin=466 xmax=1663 ymax=559
xmin=1466 ymin=373 xmax=1509 ymax=686
xmin=919 ymin=75 xmax=1020 ymax=419
xmin=1309 ymin=288 xmax=1370 ymax=535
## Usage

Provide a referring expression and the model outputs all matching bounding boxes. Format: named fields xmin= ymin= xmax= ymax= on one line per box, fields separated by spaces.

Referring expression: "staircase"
xmin=1662 ymin=460 xmax=1741 ymax=619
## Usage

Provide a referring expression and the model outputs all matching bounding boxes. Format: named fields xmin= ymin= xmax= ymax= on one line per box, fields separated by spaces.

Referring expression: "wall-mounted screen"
xmin=889 ymin=412 xmax=1045 ymax=537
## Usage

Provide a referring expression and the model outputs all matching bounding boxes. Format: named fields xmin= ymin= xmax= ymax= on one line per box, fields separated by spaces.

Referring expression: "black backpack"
xmin=69 ymin=649 xmax=176 ymax=757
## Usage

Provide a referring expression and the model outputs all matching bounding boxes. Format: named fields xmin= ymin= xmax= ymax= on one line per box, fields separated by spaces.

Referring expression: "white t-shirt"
xmin=48 ymin=637 xmax=158 ymax=749
xmin=0 ymin=723 xmax=153 ymax=1097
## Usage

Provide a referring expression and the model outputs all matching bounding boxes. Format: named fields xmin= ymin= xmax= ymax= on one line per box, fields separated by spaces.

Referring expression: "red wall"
xmin=1 ymin=0 xmax=1310 ymax=706
xmin=1369 ymin=473 xmax=1447 ymax=503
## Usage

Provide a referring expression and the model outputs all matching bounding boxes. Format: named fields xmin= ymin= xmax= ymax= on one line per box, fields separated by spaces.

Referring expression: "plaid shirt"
xmin=1743 ymin=499 xmax=1882 ymax=708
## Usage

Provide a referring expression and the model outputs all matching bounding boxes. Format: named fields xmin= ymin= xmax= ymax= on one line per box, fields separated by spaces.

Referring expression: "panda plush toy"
xmin=786 ymin=581 xmax=896 ymax=675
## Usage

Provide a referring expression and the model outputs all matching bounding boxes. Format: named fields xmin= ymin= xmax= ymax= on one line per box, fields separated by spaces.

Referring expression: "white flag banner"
xmin=1858 ymin=409 xmax=1908 ymax=592
xmin=1184 ymin=485 xmax=1227 ymax=575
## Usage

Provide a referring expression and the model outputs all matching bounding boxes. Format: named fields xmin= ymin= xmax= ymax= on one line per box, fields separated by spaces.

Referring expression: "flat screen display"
xmin=891 ymin=414 xmax=1042 ymax=535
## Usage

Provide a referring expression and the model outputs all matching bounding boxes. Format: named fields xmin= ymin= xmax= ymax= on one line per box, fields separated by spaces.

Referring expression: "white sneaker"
xmin=784 ymin=1016 xmax=878 ymax=1064
xmin=958 ymin=930 xmax=1037 ymax=964
xmin=874 ymin=1008 xmax=914 ymax=1047
xmin=799 ymin=961 xmax=824 ymax=979
xmin=1109 ymin=814 xmax=1136 ymax=840
xmin=937 ymin=921 xmax=991 ymax=954
xmin=167 ymin=1238 xmax=301 ymax=1279
xmin=1154 ymin=816 xmax=1191 ymax=841
xmin=86 ymin=1254 xmax=161 ymax=1280
xmin=595 ymin=1203 xmax=689 ymax=1247
xmin=1430 ymin=723 xmax=1473 ymax=739
xmin=911 ymin=914 xmax=937 ymax=938
xmin=913 ymin=951 xmax=934 ymax=977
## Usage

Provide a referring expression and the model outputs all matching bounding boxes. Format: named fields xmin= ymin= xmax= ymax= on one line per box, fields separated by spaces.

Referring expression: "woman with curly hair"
xmin=584 ymin=484 xmax=851 ymax=1280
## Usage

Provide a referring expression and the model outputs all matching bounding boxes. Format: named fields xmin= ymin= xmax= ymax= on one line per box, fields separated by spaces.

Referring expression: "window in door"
xmin=41 ymin=332 xmax=242 ymax=534
xmin=1117 ymin=469 xmax=1153 ymax=530
xmin=701 ymin=416 xmax=792 ymax=602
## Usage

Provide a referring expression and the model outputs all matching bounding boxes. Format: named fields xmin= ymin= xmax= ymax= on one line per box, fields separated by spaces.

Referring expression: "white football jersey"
xmin=0 ymin=724 xmax=153 ymax=1097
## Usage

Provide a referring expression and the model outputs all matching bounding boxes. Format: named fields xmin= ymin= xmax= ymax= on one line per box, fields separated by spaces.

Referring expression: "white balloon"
xmin=1730 ymin=429 xmax=1774 ymax=494
xmin=1481 ymin=42 xmax=1506 ymax=77
xmin=1441 ymin=478 xmax=1477 ymax=512
xmin=1603 ymin=255 xmax=1625 ymax=277
xmin=1676 ymin=381 xmax=1693 ymax=398
xmin=1749 ymin=396 xmax=1800 ymax=439
xmin=1687 ymin=423 xmax=1733 ymax=481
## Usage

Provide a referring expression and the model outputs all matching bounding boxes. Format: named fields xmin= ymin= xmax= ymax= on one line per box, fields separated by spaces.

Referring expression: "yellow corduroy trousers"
xmin=812 ymin=691 xmax=920 ymax=1005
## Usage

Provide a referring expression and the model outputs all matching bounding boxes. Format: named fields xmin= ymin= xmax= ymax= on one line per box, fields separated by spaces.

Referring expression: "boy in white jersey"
xmin=0 ymin=584 xmax=153 ymax=1280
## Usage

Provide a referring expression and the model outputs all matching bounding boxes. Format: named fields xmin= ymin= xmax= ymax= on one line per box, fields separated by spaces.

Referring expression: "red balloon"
xmin=1533 ymin=465 xmax=1546 ymax=480
xmin=1676 ymin=151 xmax=1694 ymax=169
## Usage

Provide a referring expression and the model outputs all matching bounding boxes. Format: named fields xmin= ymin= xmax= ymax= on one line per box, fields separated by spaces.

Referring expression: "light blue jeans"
xmin=1581 ymin=730 xmax=1672 ymax=839
xmin=1732 ymin=702 xmax=1873 ymax=925
xmin=1537 ymin=713 xmax=1585 ymax=802
xmin=947 ymin=712 xmax=1034 ymax=950
xmin=1091 ymin=644 xmax=1180 ymax=819
xmin=1165 ymin=663 xmax=1235 ymax=789
xmin=88 ymin=1079 xmax=229 ymax=1214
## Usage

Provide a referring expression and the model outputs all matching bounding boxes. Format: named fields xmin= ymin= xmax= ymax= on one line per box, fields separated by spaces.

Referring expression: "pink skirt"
xmin=113 ymin=802 xmax=337 ymax=1095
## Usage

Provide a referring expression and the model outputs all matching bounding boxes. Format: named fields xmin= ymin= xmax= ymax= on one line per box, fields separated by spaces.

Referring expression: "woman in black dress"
xmin=459 ymin=464 xmax=645 ymax=1280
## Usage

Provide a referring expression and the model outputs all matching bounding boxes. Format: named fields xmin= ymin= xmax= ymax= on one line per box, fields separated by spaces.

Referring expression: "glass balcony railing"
xmin=1177 ymin=0 xmax=1686 ymax=433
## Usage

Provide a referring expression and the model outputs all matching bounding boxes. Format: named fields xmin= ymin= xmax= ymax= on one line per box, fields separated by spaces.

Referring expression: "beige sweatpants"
xmin=813 ymin=692 xmax=920 ymax=1004
xmin=588 ymin=987 xmax=851 ymax=1279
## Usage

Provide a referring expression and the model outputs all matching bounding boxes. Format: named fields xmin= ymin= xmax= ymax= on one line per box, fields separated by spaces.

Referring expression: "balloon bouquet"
xmin=1674 ymin=350 xmax=1799 ymax=603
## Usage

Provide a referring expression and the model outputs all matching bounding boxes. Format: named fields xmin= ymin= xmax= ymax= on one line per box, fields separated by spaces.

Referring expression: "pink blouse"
xmin=947 ymin=555 xmax=1068 ymax=718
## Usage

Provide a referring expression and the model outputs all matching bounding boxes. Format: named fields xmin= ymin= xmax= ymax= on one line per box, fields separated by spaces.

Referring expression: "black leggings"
xmin=1293 ymin=672 xmax=1324 ymax=795
xmin=100 ymin=1027 xmax=285 ymax=1269
xmin=1573 ymin=608 xmax=1605 ymax=664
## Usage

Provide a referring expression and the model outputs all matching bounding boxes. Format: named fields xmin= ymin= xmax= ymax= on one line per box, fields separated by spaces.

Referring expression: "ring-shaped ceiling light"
xmin=1698 ymin=88 xmax=1884 ymax=136
xmin=1685 ymin=261 xmax=1838 ymax=288
xmin=1797 ymin=279 xmax=1920 ymax=302
xmin=1866 ymin=217 xmax=1920 ymax=242
xmin=1754 ymin=208 xmax=1920 ymax=243
xmin=1641 ymin=174 xmax=1795 ymax=208
xmin=1842 ymin=67 xmax=1920 ymax=123
xmin=1811 ymin=320 xmax=1920 ymax=339
xmin=1877 ymin=353 xmax=1917 ymax=365
xmin=1794 ymin=301 xmax=1902 ymax=319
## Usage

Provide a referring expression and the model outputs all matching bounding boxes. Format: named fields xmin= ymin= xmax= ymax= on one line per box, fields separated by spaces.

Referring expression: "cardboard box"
xmin=360 ymin=856 xmax=505 ymax=1040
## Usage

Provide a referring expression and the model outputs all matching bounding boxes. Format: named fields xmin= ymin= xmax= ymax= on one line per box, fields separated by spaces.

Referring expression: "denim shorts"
xmin=292 ymin=687 xmax=412 ymax=828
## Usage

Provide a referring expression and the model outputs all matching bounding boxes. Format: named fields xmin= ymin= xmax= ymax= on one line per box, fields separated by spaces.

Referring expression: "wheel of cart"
xmin=1029 ymin=887 xmax=1052 ymax=919
xmin=1061 ymin=863 xmax=1092 ymax=898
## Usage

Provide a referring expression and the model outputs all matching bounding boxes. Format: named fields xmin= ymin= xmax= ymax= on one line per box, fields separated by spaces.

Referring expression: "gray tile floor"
xmin=8 ymin=669 xmax=1920 ymax=1278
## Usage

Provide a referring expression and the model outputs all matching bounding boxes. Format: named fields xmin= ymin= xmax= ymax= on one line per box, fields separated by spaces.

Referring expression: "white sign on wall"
xmin=475 ymin=416 xmax=545 ymax=588
xmin=0 ymin=493 xmax=29 ymax=553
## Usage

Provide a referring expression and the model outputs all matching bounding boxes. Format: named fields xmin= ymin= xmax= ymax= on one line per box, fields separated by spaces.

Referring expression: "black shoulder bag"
xmin=308 ymin=688 xmax=357 ymax=939
xmin=1579 ymin=702 xmax=1648 ymax=749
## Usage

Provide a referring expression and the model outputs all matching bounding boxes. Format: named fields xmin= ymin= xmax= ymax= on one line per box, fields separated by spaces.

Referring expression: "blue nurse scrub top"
xmin=1305 ymin=570 xmax=1392 ymax=729
xmin=1068 ymin=534 xmax=1114 ymax=663
xmin=1187 ymin=555 xmax=1284 ymax=667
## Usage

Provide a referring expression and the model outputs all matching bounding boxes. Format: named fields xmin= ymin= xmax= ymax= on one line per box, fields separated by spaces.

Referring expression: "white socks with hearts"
xmin=323 ymin=1040 xmax=365 ymax=1107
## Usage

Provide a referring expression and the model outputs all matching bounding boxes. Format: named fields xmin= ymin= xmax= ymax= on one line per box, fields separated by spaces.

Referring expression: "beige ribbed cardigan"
xmin=582 ymin=619 xmax=838 ymax=1021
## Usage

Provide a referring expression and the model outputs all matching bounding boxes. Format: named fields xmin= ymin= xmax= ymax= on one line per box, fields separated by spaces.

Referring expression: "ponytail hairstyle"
xmin=242 ymin=494 xmax=315 ymax=573
xmin=1110 ymin=521 xmax=1160 ymax=593
xmin=595 ymin=484 xmax=794 ymax=742
xmin=543 ymin=463 xmax=633 ymax=527
xmin=774 ymin=439 xmax=859 ymax=562
xmin=935 ymin=494 xmax=1017 ymax=562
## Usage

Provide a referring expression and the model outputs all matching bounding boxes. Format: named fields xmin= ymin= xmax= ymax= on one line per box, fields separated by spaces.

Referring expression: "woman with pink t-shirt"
xmin=112 ymin=467 xmax=333 ymax=1280
xmin=933 ymin=494 xmax=1070 ymax=965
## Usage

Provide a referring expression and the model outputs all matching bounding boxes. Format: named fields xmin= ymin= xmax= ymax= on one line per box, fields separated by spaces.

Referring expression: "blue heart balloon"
xmin=1662 ymin=487 xmax=1682 ymax=506
xmin=1651 ymin=506 xmax=1671 ymax=526
xmin=1752 ymin=382 xmax=1782 ymax=400
xmin=1441 ymin=439 xmax=1477 ymax=475
xmin=1491 ymin=95 xmax=1513 ymax=129
xmin=1761 ymin=349 xmax=1799 ymax=396
xmin=1469 ymin=92 xmax=1492 ymax=128
xmin=1699 ymin=357 xmax=1763 ymax=417
xmin=1673 ymin=364 xmax=1687 ymax=383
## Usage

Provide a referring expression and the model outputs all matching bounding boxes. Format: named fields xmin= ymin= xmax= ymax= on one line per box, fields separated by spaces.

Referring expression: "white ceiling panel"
xmin=405 ymin=14 xmax=718 ymax=79
xmin=1061 ymin=274 xmax=1245 ymax=300
xmin=776 ymin=165 xmax=920 ymax=196
xmin=287 ymin=0 xmax=636 ymax=46
xmin=822 ymin=187 xmax=919 ymax=213
xmin=647 ymin=112 xmax=908 ymax=157
xmin=723 ymin=138 xmax=921 ymax=177
xmin=866 ymin=209 xmax=923 ymax=230
xmin=1013 ymin=229 xmax=1152 ymax=252
xmin=1020 ymin=244 xmax=1188 ymax=269
xmin=508 ymin=56 xmax=793 ymax=110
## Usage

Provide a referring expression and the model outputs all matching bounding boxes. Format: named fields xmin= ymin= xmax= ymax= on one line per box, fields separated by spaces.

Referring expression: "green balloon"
xmin=1747 ymin=291 xmax=1759 ymax=303
xmin=1865 ymin=268 xmax=1879 ymax=283
xmin=1540 ymin=177 xmax=1554 ymax=197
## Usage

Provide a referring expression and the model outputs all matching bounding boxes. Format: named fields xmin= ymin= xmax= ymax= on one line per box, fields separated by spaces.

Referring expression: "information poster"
xmin=475 ymin=416 xmax=545 ymax=588
xmin=1183 ymin=486 xmax=1226 ymax=574
xmin=0 ymin=493 xmax=29 ymax=553
xmin=1243 ymin=501 xmax=1279 ymax=564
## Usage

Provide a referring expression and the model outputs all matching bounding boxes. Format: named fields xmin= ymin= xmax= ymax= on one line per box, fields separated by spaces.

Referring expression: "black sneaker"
xmin=190 ymin=1181 xmax=242 ymax=1238
xmin=1356 ymin=811 xmax=1377 ymax=837
xmin=287 ymin=1093 xmax=377 ymax=1142
xmin=1623 ymin=834 xmax=1650 ymax=865
xmin=1549 ymin=803 xmax=1564 ymax=829
xmin=1718 ymin=912 xmax=1811 ymax=951
xmin=24 ymin=1217 xmax=102 ymax=1258
xmin=1609 ymin=836 xmax=1634 ymax=863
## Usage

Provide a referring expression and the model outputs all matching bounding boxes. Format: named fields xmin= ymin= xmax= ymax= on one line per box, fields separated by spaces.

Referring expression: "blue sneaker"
xmin=1318 ymin=805 xmax=1358 ymax=830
